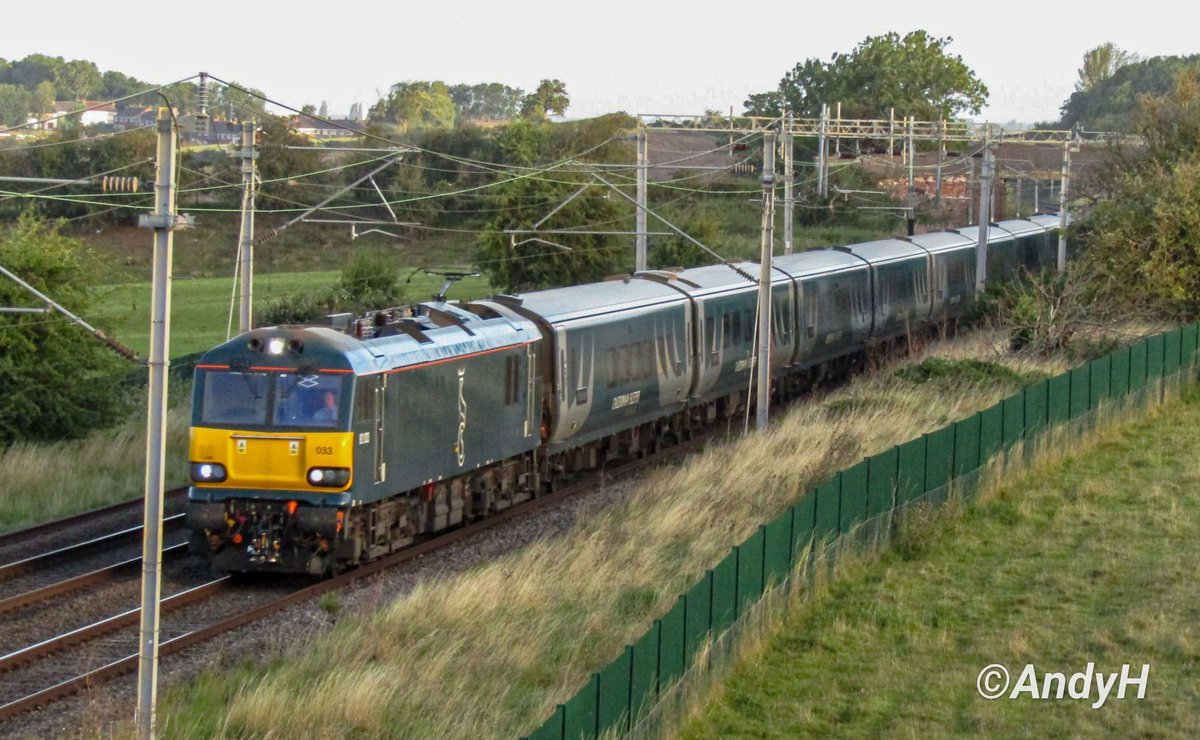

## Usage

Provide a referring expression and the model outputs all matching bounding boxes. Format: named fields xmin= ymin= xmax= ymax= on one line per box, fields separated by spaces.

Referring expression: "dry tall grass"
xmin=0 ymin=398 xmax=191 ymax=531
xmin=158 ymin=331 xmax=1074 ymax=739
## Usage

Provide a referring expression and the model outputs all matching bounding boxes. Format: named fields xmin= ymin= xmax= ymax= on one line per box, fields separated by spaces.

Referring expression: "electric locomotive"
xmin=187 ymin=301 xmax=542 ymax=573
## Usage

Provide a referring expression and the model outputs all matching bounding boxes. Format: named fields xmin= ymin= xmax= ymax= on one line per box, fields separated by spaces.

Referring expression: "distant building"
xmin=290 ymin=114 xmax=363 ymax=138
xmin=114 ymin=105 xmax=159 ymax=130
xmin=35 ymin=101 xmax=118 ymax=130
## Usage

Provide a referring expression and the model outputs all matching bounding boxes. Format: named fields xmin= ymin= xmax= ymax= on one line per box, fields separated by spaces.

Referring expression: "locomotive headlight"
xmin=190 ymin=462 xmax=227 ymax=483
xmin=267 ymin=337 xmax=286 ymax=355
xmin=307 ymin=467 xmax=351 ymax=487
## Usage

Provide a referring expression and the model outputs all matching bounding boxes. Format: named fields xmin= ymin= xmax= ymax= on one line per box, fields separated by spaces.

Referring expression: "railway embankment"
xmin=678 ymin=383 xmax=1200 ymax=738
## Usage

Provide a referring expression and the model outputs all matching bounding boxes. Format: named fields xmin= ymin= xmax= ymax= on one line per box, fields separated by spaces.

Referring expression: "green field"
xmin=92 ymin=269 xmax=491 ymax=358
xmin=679 ymin=389 xmax=1200 ymax=738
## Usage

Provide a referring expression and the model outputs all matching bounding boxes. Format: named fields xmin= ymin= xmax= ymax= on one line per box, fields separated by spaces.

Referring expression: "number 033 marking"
xmin=314 ymin=445 xmax=334 ymax=455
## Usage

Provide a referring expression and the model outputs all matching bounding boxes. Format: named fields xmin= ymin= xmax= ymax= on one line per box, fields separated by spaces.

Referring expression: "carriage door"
xmin=356 ymin=375 xmax=387 ymax=483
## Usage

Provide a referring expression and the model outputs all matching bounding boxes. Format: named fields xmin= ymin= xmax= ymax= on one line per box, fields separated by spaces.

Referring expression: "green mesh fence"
xmin=522 ymin=325 xmax=1200 ymax=739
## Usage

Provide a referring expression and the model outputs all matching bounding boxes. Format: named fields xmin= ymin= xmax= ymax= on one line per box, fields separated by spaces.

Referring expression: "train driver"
xmin=312 ymin=389 xmax=339 ymax=423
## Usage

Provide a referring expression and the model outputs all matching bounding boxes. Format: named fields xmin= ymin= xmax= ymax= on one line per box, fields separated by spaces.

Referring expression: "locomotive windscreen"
xmin=198 ymin=370 xmax=349 ymax=429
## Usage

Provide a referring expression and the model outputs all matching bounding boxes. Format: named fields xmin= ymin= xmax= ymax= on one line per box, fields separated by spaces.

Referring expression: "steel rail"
xmin=0 ymin=543 xmax=189 ymax=615
xmin=0 ymin=487 xmax=187 ymax=551
xmin=0 ymin=514 xmax=185 ymax=582
xmin=0 ymin=578 xmax=231 ymax=676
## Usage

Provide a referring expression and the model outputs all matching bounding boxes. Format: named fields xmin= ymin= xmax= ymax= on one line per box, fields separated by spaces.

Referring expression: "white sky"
xmin=4 ymin=0 xmax=1197 ymax=125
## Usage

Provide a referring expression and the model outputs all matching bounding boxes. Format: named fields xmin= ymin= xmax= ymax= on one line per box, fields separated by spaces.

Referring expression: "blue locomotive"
xmin=186 ymin=218 xmax=1060 ymax=573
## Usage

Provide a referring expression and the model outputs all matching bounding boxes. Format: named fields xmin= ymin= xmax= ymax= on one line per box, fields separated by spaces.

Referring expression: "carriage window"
xmin=639 ymin=340 xmax=655 ymax=379
xmin=200 ymin=371 xmax=269 ymax=425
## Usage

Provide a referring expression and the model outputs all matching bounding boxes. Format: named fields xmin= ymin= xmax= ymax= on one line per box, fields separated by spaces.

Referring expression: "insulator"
xmin=197 ymin=72 xmax=209 ymax=118
xmin=100 ymin=176 xmax=140 ymax=193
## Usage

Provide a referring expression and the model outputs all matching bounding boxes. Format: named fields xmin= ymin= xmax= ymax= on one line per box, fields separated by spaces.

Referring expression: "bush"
xmin=0 ymin=213 xmax=133 ymax=445
xmin=257 ymin=252 xmax=407 ymax=326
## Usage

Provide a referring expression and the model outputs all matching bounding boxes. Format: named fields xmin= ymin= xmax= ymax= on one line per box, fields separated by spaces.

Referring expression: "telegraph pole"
xmin=935 ymin=119 xmax=944 ymax=206
xmin=967 ymin=157 xmax=975 ymax=224
xmin=906 ymin=116 xmax=915 ymax=222
xmin=756 ymin=132 xmax=776 ymax=431
xmin=134 ymin=107 xmax=188 ymax=739
xmin=975 ymin=134 xmax=994 ymax=291
xmin=1057 ymin=139 xmax=1072 ymax=272
xmin=817 ymin=104 xmax=828 ymax=197
xmin=237 ymin=119 xmax=257 ymax=334
xmin=635 ymin=126 xmax=648 ymax=272
xmin=783 ymin=113 xmax=794 ymax=254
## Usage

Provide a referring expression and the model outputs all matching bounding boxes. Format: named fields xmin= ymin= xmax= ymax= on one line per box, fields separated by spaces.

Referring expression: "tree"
xmin=449 ymin=83 xmax=525 ymax=121
xmin=475 ymin=115 xmax=633 ymax=290
xmin=300 ymin=104 xmax=316 ymax=116
xmin=1076 ymin=43 xmax=1140 ymax=93
xmin=100 ymin=70 xmax=147 ymax=99
xmin=31 ymin=80 xmax=55 ymax=116
xmin=0 ymin=84 xmax=30 ymax=127
xmin=318 ymin=100 xmax=329 ymax=118
xmin=57 ymin=59 xmax=101 ymax=100
xmin=520 ymin=79 xmax=570 ymax=120
xmin=0 ymin=54 xmax=58 ymax=90
xmin=211 ymin=82 xmax=268 ymax=119
xmin=0 ymin=213 xmax=131 ymax=445
xmin=1076 ymin=69 xmax=1200 ymax=317
xmin=369 ymin=81 xmax=456 ymax=131
xmin=744 ymin=31 xmax=987 ymax=120
xmin=649 ymin=208 xmax=721 ymax=268
xmin=1056 ymin=54 xmax=1200 ymax=131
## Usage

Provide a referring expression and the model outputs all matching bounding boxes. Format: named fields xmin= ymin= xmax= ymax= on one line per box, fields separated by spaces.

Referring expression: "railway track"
xmin=0 ymin=430 xmax=719 ymax=722
xmin=0 ymin=487 xmax=187 ymax=554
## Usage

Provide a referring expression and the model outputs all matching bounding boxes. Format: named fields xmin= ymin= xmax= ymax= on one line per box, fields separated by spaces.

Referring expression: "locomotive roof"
xmin=994 ymin=218 xmax=1045 ymax=236
xmin=906 ymin=231 xmax=975 ymax=253
xmin=362 ymin=313 xmax=537 ymax=374
xmin=772 ymin=248 xmax=868 ymax=279
xmin=847 ymin=238 xmax=927 ymax=264
xmin=197 ymin=306 xmax=537 ymax=376
xmin=507 ymin=277 xmax=688 ymax=323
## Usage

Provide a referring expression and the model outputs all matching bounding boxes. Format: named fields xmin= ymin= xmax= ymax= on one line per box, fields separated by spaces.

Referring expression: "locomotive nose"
xmin=189 ymin=427 xmax=354 ymax=492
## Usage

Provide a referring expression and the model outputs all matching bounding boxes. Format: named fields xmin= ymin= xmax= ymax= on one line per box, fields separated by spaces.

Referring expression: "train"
xmin=186 ymin=215 xmax=1062 ymax=573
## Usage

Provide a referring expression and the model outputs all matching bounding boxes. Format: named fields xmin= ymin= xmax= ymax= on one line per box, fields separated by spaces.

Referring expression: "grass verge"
xmin=0 ymin=396 xmax=191 ymax=532
xmin=147 ymin=332 xmax=1070 ymax=738
xmin=677 ymin=387 xmax=1200 ymax=738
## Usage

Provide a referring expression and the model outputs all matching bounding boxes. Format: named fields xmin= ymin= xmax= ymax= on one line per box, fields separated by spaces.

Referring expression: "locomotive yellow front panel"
xmin=190 ymin=427 xmax=354 ymax=491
